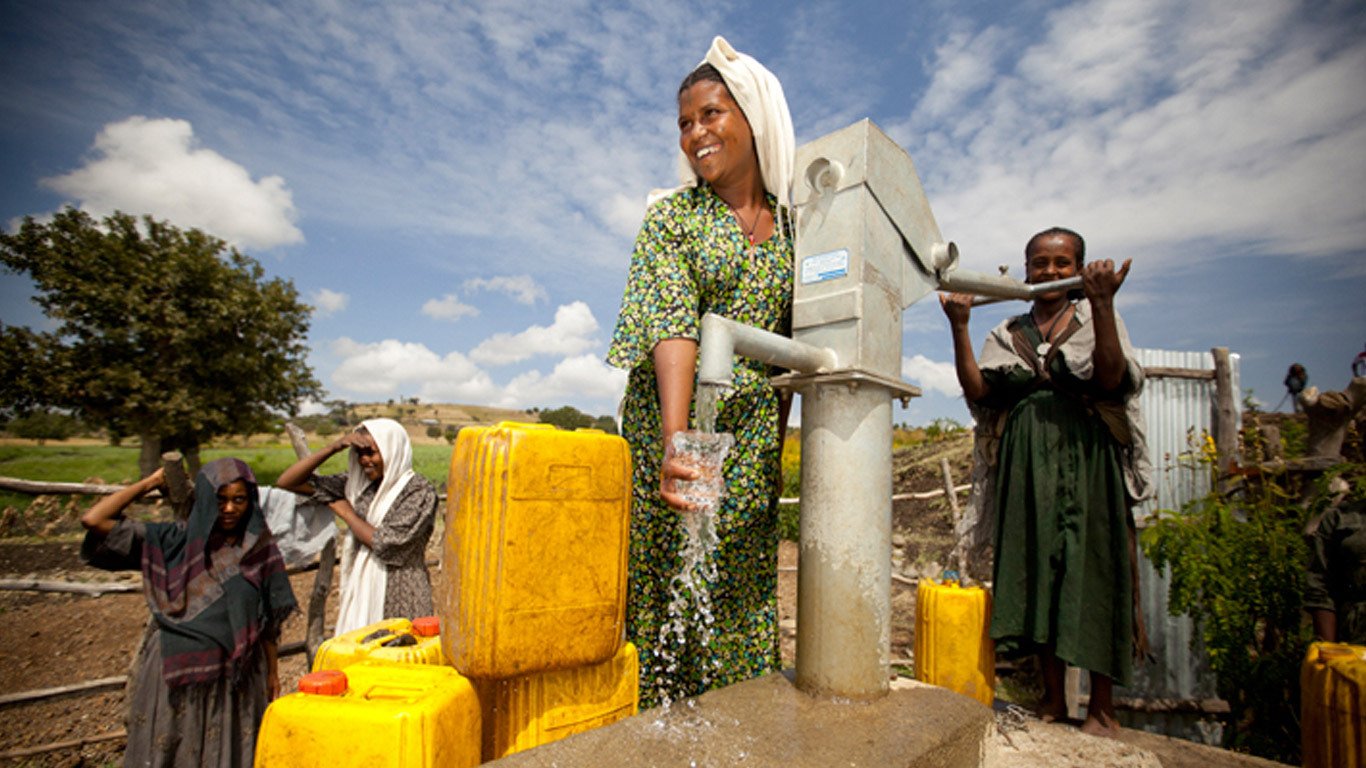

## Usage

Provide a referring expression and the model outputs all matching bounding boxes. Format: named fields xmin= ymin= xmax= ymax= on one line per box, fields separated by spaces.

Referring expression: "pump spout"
xmin=698 ymin=313 xmax=839 ymax=388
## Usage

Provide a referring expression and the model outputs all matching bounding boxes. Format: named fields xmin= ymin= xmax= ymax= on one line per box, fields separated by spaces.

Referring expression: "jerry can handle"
xmin=495 ymin=421 xmax=556 ymax=431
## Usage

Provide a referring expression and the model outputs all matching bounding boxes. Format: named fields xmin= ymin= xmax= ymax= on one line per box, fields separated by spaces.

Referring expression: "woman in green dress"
xmin=607 ymin=36 xmax=795 ymax=708
xmin=941 ymin=227 xmax=1151 ymax=737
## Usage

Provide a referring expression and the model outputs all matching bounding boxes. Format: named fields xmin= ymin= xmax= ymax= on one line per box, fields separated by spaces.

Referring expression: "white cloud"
xmin=902 ymin=354 xmax=961 ymax=398
xmin=329 ymin=337 xmax=494 ymax=398
xmin=421 ymin=294 xmax=480 ymax=322
xmin=895 ymin=0 xmax=1366 ymax=272
xmin=311 ymin=288 xmax=350 ymax=317
xmin=323 ymin=337 xmax=623 ymax=414
xmin=40 ymin=117 xmax=303 ymax=250
xmin=463 ymin=275 xmax=548 ymax=305
xmin=499 ymin=354 xmax=627 ymax=410
xmin=295 ymin=398 xmax=330 ymax=417
xmin=469 ymin=301 xmax=600 ymax=365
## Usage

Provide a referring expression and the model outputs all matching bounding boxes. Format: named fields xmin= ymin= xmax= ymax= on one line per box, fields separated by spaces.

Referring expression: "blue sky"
xmin=2 ymin=0 xmax=1363 ymax=426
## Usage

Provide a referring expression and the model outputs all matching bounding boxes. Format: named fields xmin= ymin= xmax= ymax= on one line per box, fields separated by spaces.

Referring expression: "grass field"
xmin=0 ymin=442 xmax=458 ymax=514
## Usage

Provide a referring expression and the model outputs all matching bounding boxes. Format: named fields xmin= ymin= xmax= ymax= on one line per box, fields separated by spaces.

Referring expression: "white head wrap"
xmin=335 ymin=417 xmax=417 ymax=634
xmin=650 ymin=36 xmax=795 ymax=209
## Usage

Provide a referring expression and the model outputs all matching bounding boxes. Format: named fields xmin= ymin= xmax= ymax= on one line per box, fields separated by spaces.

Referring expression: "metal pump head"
xmin=791 ymin=120 xmax=955 ymax=382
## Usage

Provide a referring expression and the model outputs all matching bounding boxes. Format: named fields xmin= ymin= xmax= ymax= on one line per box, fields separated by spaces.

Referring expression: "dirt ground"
xmin=0 ymin=434 xmax=1286 ymax=767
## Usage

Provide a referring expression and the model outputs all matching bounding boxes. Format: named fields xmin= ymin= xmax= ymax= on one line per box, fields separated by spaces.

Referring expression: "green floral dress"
xmin=607 ymin=184 xmax=792 ymax=708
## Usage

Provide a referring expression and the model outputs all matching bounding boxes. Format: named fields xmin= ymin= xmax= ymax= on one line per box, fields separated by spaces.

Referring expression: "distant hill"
xmin=297 ymin=402 xmax=543 ymax=446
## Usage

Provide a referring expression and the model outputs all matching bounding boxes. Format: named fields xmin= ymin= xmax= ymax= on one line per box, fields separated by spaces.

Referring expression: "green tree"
xmin=0 ymin=208 xmax=321 ymax=477
xmin=7 ymin=409 xmax=81 ymax=444
xmin=538 ymin=405 xmax=593 ymax=430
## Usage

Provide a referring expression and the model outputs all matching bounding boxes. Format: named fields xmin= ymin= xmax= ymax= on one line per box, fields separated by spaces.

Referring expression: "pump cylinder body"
xmin=794 ymin=380 xmax=893 ymax=699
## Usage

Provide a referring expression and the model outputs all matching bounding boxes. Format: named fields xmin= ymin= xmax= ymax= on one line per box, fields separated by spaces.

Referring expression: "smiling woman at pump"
xmin=276 ymin=418 xmax=437 ymax=635
xmin=607 ymin=36 xmax=796 ymax=708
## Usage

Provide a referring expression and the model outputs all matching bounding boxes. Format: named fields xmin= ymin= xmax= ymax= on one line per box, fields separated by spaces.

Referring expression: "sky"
xmin=2 ymin=0 xmax=1363 ymax=427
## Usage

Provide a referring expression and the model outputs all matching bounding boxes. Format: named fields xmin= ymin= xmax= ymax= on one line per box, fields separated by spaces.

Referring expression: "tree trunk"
xmin=137 ymin=433 xmax=162 ymax=479
xmin=1302 ymin=377 xmax=1366 ymax=459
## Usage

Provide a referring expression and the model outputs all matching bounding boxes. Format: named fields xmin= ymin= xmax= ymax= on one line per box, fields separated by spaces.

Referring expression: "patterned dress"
xmin=309 ymin=472 xmax=437 ymax=620
xmin=608 ymin=184 xmax=792 ymax=708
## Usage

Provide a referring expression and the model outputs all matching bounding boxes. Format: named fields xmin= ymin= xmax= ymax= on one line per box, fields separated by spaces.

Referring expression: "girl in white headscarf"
xmin=277 ymin=418 xmax=437 ymax=634
xmin=607 ymin=36 xmax=796 ymax=707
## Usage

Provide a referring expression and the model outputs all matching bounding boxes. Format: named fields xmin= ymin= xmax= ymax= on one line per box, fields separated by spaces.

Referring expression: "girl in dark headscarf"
xmin=82 ymin=458 xmax=297 ymax=768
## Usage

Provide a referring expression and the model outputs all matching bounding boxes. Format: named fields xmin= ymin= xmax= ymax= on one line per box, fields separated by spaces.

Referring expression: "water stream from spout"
xmin=651 ymin=383 xmax=732 ymax=705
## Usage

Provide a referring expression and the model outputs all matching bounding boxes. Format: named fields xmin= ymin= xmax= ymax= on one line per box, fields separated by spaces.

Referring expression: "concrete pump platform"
xmin=486 ymin=671 xmax=993 ymax=768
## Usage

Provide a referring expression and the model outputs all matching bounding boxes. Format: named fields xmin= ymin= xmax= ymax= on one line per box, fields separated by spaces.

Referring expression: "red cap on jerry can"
xmin=412 ymin=616 xmax=440 ymax=637
xmin=298 ymin=669 xmax=347 ymax=695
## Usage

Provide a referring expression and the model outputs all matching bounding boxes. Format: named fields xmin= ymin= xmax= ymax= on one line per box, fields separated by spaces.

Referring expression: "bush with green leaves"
xmin=1141 ymin=433 xmax=1317 ymax=763
xmin=7 ymin=410 xmax=82 ymax=443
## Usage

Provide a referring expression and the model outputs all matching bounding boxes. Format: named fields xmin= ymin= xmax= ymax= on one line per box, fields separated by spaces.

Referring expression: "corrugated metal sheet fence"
xmin=1115 ymin=348 xmax=1241 ymax=738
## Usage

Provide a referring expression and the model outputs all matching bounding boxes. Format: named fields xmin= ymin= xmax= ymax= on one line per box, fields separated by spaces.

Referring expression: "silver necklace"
xmin=1032 ymin=302 xmax=1074 ymax=357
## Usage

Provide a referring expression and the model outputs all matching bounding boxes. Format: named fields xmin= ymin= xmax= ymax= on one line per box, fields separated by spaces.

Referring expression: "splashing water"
xmin=652 ymin=429 xmax=734 ymax=706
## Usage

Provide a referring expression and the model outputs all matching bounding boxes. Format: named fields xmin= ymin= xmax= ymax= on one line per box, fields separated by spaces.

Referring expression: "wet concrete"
xmin=485 ymin=672 xmax=992 ymax=768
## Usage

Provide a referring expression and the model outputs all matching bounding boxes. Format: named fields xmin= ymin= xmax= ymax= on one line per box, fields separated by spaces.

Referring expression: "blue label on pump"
xmin=801 ymin=249 xmax=849 ymax=284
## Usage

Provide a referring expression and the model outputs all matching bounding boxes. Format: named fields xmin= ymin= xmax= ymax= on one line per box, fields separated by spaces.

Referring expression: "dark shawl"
xmin=136 ymin=458 xmax=296 ymax=687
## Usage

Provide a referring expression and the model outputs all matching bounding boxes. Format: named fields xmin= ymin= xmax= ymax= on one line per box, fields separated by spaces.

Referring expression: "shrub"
xmin=1141 ymin=432 xmax=1315 ymax=763
xmin=8 ymin=410 xmax=81 ymax=443
xmin=426 ymin=424 xmax=443 ymax=438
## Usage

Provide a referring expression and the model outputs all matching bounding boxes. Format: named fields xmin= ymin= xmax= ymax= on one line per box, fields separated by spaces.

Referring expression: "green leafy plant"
xmin=1141 ymin=432 xmax=1314 ymax=763
xmin=923 ymin=417 xmax=964 ymax=441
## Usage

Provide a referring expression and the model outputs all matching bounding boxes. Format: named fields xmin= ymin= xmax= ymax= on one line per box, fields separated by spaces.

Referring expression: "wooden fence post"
xmin=1212 ymin=347 xmax=1237 ymax=492
xmin=160 ymin=451 xmax=193 ymax=521
xmin=939 ymin=457 xmax=960 ymax=525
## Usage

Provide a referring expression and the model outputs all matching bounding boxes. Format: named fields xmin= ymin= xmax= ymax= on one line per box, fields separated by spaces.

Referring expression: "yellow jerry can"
xmin=1303 ymin=642 xmax=1366 ymax=768
xmin=254 ymin=661 xmax=481 ymax=768
xmin=475 ymin=641 xmax=640 ymax=761
xmin=915 ymin=574 xmax=994 ymax=706
xmin=312 ymin=616 xmax=446 ymax=672
xmin=442 ymin=422 xmax=631 ymax=678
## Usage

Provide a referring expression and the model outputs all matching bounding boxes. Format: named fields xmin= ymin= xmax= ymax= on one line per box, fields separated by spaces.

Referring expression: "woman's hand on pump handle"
xmin=1081 ymin=258 xmax=1131 ymax=304
xmin=938 ymin=292 xmax=974 ymax=327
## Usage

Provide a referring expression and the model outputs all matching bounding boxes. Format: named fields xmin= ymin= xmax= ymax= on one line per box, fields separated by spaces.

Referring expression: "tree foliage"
xmin=1141 ymin=433 xmax=1314 ymax=763
xmin=538 ymin=405 xmax=593 ymax=431
xmin=0 ymin=208 xmax=321 ymax=470
xmin=536 ymin=406 xmax=617 ymax=435
xmin=6 ymin=409 xmax=82 ymax=444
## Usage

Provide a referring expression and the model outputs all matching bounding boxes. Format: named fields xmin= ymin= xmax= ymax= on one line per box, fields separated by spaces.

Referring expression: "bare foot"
xmin=1080 ymin=712 xmax=1122 ymax=738
xmin=1036 ymin=700 xmax=1067 ymax=723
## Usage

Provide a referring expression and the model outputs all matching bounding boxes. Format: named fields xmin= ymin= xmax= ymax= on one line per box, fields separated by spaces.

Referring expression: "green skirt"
xmin=990 ymin=387 xmax=1134 ymax=686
